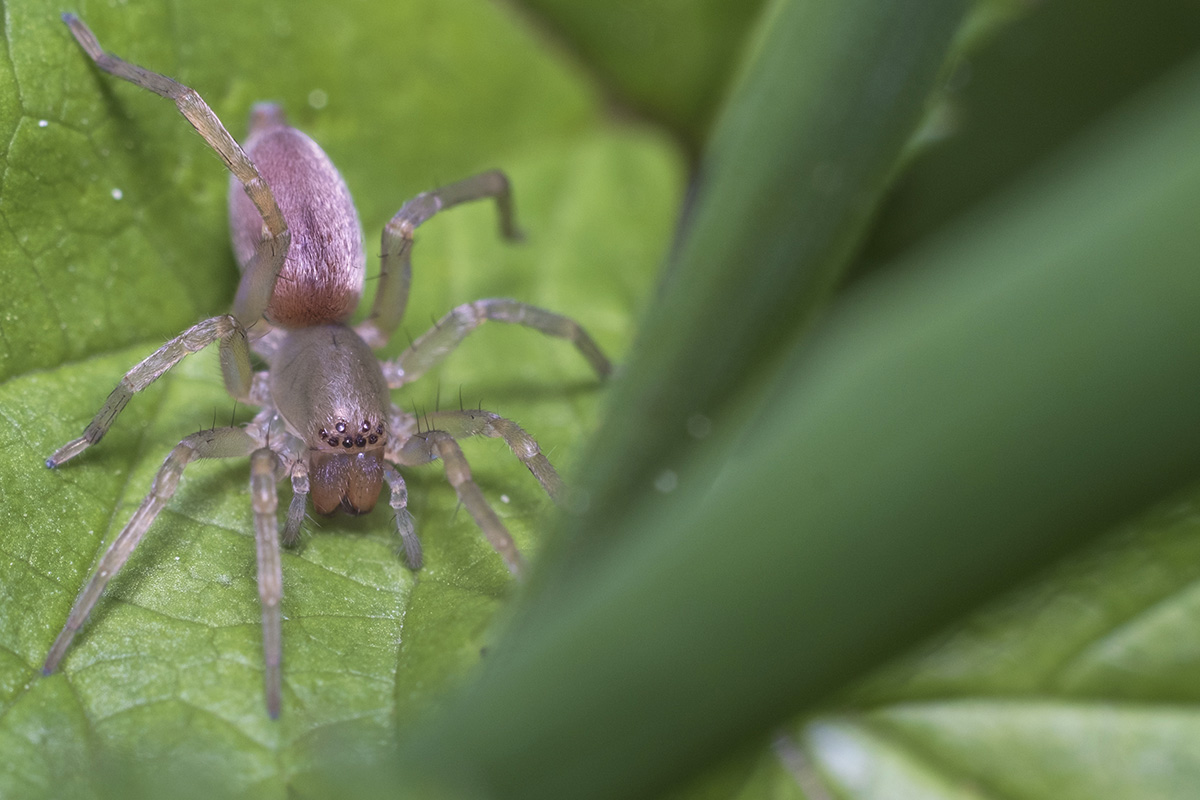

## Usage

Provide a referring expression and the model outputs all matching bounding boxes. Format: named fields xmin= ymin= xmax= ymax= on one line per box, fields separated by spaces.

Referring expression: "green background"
xmin=1 ymin=0 xmax=1200 ymax=798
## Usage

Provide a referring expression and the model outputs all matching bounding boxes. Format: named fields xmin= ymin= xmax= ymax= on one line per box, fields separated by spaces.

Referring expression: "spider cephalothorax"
xmin=42 ymin=14 xmax=612 ymax=719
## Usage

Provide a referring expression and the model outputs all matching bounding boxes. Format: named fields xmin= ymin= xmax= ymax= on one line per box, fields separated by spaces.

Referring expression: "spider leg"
xmin=357 ymin=170 xmax=520 ymax=349
xmin=391 ymin=430 xmax=525 ymax=577
xmin=380 ymin=298 xmax=612 ymax=388
xmin=42 ymin=427 xmax=257 ymax=675
xmin=281 ymin=462 xmax=309 ymax=547
xmin=62 ymin=14 xmax=290 ymax=325
xmin=422 ymin=409 xmax=564 ymax=501
xmin=383 ymin=466 xmax=421 ymax=569
xmin=47 ymin=315 xmax=253 ymax=467
xmin=249 ymin=447 xmax=284 ymax=719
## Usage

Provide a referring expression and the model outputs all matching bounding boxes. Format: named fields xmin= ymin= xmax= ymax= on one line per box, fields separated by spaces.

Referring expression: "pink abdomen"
xmin=229 ymin=120 xmax=365 ymax=327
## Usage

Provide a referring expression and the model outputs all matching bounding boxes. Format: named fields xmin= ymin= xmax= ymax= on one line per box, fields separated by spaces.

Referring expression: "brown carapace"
xmin=42 ymin=14 xmax=612 ymax=719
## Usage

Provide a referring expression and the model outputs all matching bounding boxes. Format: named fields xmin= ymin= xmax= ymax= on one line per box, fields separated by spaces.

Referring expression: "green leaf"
xmin=8 ymin=0 xmax=1200 ymax=798
xmin=794 ymin=480 xmax=1200 ymax=800
xmin=513 ymin=0 xmax=769 ymax=147
xmin=380 ymin=5 xmax=1200 ymax=800
xmin=566 ymin=0 xmax=975 ymax=543
xmin=865 ymin=0 xmax=1200 ymax=263
xmin=0 ymin=1 xmax=683 ymax=796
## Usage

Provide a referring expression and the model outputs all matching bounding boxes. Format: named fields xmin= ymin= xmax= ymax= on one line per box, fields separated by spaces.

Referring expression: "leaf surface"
xmin=0 ymin=2 xmax=683 ymax=796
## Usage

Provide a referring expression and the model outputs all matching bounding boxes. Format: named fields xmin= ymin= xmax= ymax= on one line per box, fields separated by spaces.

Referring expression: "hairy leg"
xmin=63 ymin=14 xmax=290 ymax=325
xmin=422 ymin=409 xmax=564 ymax=501
xmin=47 ymin=316 xmax=253 ymax=467
xmin=249 ymin=447 xmax=284 ymax=718
xmin=381 ymin=298 xmax=611 ymax=387
xmin=43 ymin=427 xmax=257 ymax=674
xmin=391 ymin=430 xmax=525 ymax=577
xmin=383 ymin=466 xmax=421 ymax=569
xmin=357 ymin=170 xmax=521 ymax=349
xmin=282 ymin=463 xmax=309 ymax=547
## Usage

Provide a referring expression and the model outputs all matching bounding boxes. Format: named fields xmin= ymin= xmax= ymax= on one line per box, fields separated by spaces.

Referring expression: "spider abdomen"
xmin=229 ymin=104 xmax=365 ymax=327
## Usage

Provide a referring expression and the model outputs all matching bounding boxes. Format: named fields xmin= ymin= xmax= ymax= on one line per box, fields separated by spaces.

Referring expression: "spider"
xmin=41 ymin=14 xmax=611 ymax=718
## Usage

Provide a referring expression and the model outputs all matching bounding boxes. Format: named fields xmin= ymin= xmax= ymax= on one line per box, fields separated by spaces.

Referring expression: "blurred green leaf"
xmin=566 ymin=0 xmax=972 ymax=582
xmin=513 ymin=0 xmax=768 ymax=148
xmin=864 ymin=0 xmax=1200 ymax=264
xmin=390 ymin=17 xmax=1200 ymax=800
xmin=794 ymin=479 xmax=1200 ymax=799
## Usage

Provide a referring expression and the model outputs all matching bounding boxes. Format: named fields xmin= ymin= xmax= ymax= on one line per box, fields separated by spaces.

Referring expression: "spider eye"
xmin=310 ymin=450 xmax=384 ymax=515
